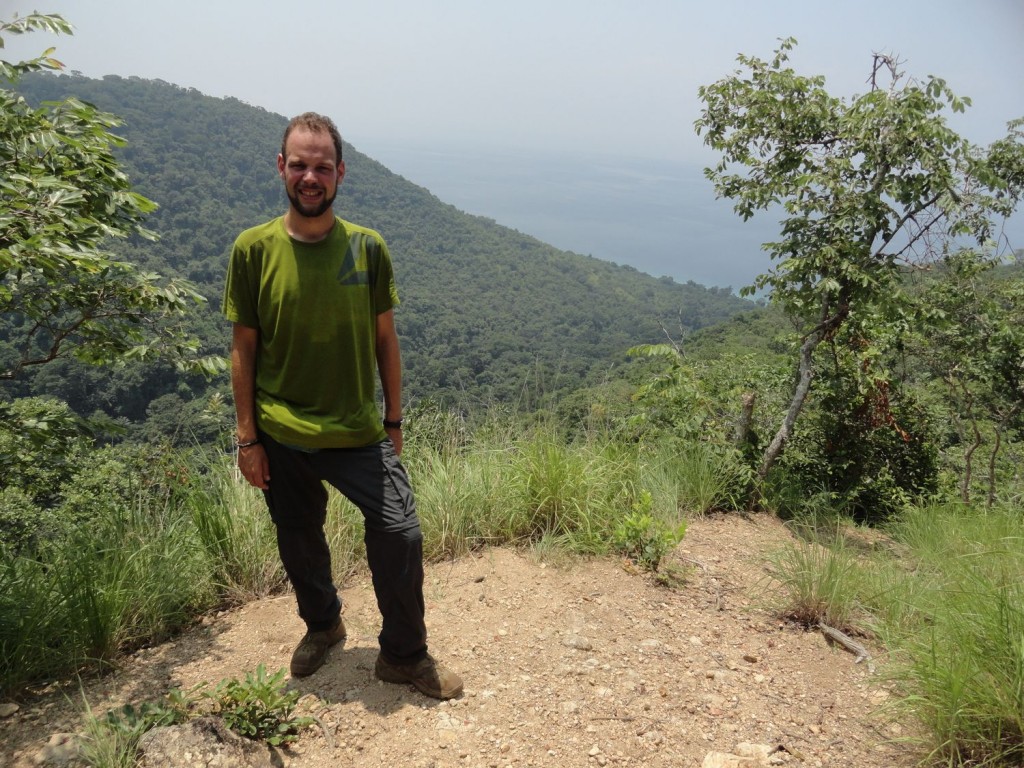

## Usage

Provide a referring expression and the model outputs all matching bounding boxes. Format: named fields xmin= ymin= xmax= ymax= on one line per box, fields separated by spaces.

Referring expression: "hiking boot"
xmin=375 ymin=653 xmax=463 ymax=699
xmin=290 ymin=617 xmax=346 ymax=677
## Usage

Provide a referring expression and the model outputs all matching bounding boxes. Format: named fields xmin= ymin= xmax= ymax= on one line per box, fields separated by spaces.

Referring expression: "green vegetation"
xmin=0 ymin=415 xmax=698 ymax=697
xmin=769 ymin=505 xmax=1024 ymax=766
xmin=3 ymin=16 xmax=1024 ymax=768
xmin=81 ymin=666 xmax=311 ymax=765
xmin=696 ymin=40 xmax=1024 ymax=501
xmin=6 ymin=70 xmax=752 ymax=431
xmin=0 ymin=15 xmax=220 ymax=387
xmin=205 ymin=665 xmax=313 ymax=746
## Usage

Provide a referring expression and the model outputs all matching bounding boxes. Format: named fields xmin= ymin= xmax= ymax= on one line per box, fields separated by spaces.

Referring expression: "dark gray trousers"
xmin=259 ymin=431 xmax=428 ymax=664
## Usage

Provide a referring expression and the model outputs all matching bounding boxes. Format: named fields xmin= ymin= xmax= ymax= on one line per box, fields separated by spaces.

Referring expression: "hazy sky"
xmin=4 ymin=1 xmax=1023 ymax=286
xmin=6 ymin=1 xmax=1023 ymax=158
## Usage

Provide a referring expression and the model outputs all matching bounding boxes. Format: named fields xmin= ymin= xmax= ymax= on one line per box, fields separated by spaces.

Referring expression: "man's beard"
xmin=287 ymin=185 xmax=336 ymax=218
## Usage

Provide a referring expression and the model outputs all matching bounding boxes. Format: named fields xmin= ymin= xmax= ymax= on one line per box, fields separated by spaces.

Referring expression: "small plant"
xmin=204 ymin=664 xmax=312 ymax=746
xmin=613 ymin=490 xmax=687 ymax=572
xmin=767 ymin=536 xmax=865 ymax=632
xmin=80 ymin=694 xmax=191 ymax=768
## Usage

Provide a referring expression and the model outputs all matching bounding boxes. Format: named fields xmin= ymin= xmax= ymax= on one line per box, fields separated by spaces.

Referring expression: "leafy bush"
xmin=204 ymin=665 xmax=312 ymax=746
xmin=613 ymin=490 xmax=687 ymax=572
xmin=0 ymin=487 xmax=55 ymax=553
xmin=0 ymin=397 xmax=91 ymax=508
xmin=772 ymin=375 xmax=939 ymax=524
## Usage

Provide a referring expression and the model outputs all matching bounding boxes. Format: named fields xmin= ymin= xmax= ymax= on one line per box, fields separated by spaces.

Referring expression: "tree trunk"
xmin=757 ymin=327 xmax=822 ymax=484
xmin=956 ymin=380 xmax=981 ymax=504
xmin=987 ymin=403 xmax=1021 ymax=508
xmin=733 ymin=392 xmax=757 ymax=448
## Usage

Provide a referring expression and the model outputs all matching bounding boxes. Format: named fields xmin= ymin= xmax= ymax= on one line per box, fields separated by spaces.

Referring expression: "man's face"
xmin=278 ymin=127 xmax=345 ymax=218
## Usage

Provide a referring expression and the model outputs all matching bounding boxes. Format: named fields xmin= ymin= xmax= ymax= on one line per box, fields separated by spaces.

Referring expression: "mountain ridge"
xmin=12 ymin=72 xmax=754 ymax=417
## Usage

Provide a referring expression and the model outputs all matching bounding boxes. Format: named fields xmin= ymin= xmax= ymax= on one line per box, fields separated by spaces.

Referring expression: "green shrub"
xmin=613 ymin=490 xmax=687 ymax=572
xmin=772 ymin=379 xmax=939 ymax=524
xmin=204 ymin=665 xmax=312 ymax=746
xmin=0 ymin=487 xmax=56 ymax=553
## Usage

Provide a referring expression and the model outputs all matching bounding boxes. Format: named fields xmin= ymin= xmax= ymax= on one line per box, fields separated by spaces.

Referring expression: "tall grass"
xmin=510 ymin=430 xmax=638 ymax=554
xmin=882 ymin=504 xmax=1024 ymax=766
xmin=2 ymin=414 xmax=699 ymax=698
xmin=0 ymin=498 xmax=216 ymax=694
xmin=769 ymin=502 xmax=1024 ymax=766
xmin=766 ymin=534 xmax=867 ymax=631
xmin=188 ymin=462 xmax=286 ymax=603
xmin=641 ymin=443 xmax=747 ymax=516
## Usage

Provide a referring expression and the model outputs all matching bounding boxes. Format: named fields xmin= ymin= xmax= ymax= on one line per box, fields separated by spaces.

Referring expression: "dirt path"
xmin=1 ymin=514 xmax=917 ymax=767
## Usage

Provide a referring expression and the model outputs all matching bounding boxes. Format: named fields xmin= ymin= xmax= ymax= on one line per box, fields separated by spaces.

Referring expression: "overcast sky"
xmin=4 ymin=1 xmax=1023 ymax=285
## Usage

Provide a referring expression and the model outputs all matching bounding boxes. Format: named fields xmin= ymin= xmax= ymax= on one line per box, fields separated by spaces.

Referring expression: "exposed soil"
xmin=1 ymin=513 xmax=919 ymax=767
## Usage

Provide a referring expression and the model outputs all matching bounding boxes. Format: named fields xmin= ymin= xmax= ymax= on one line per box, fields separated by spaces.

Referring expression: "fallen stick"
xmin=817 ymin=621 xmax=875 ymax=673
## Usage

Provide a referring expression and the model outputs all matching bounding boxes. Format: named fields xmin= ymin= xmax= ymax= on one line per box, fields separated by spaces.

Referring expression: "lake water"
xmin=364 ymin=141 xmax=1023 ymax=293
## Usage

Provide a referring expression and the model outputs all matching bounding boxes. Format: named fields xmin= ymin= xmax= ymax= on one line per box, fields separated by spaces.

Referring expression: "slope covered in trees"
xmin=10 ymin=72 xmax=752 ymax=422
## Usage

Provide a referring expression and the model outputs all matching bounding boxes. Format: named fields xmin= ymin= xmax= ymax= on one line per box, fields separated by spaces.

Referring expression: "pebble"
xmin=563 ymin=635 xmax=593 ymax=651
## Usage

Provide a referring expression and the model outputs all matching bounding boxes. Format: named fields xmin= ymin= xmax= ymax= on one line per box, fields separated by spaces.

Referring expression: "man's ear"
xmin=277 ymin=153 xmax=286 ymax=178
xmin=337 ymin=160 xmax=346 ymax=184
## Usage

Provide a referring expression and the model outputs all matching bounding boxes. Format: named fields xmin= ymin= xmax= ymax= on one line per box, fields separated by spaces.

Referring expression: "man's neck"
xmin=283 ymin=208 xmax=335 ymax=243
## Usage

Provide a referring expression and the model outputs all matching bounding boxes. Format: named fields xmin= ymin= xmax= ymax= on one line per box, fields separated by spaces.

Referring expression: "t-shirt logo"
xmin=336 ymin=233 xmax=372 ymax=285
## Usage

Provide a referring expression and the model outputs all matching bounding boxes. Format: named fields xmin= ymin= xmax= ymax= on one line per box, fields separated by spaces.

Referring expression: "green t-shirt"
xmin=222 ymin=216 xmax=399 ymax=449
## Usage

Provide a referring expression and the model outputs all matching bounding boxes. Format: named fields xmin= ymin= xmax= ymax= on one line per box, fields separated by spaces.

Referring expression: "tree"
xmin=0 ymin=13 xmax=222 ymax=382
xmin=913 ymin=251 xmax=1024 ymax=506
xmin=695 ymin=40 xmax=1024 ymax=501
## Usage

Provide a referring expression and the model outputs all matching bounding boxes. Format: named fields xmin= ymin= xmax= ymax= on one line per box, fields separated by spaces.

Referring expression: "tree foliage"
xmin=912 ymin=252 xmax=1024 ymax=505
xmin=695 ymin=39 xmax=1024 ymax=498
xmin=0 ymin=13 xmax=221 ymax=383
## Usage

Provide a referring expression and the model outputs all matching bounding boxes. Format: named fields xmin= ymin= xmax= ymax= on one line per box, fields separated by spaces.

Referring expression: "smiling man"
xmin=221 ymin=112 xmax=462 ymax=700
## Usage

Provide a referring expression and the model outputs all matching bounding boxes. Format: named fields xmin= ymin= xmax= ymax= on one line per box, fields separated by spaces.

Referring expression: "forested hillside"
xmin=9 ymin=73 xmax=752 ymax=425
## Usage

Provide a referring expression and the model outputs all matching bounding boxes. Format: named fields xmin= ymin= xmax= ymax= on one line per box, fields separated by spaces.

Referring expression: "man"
xmin=222 ymin=112 xmax=462 ymax=700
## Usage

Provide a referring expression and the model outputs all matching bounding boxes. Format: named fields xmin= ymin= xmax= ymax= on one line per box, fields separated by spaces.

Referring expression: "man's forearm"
xmin=375 ymin=310 xmax=403 ymax=421
xmin=377 ymin=335 xmax=403 ymax=421
xmin=231 ymin=324 xmax=260 ymax=440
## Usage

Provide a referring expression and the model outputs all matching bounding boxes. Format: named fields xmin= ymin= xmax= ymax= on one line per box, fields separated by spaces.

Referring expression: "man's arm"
xmin=231 ymin=322 xmax=270 ymax=489
xmin=375 ymin=308 xmax=404 ymax=455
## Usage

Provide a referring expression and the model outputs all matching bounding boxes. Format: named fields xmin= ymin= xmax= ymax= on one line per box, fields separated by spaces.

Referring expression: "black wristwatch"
xmin=383 ymin=418 xmax=403 ymax=429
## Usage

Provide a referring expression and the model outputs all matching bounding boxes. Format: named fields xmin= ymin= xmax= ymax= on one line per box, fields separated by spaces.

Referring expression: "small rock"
xmin=736 ymin=743 xmax=775 ymax=760
xmin=702 ymin=751 xmax=754 ymax=768
xmin=137 ymin=717 xmax=276 ymax=768
xmin=32 ymin=732 xmax=82 ymax=767
xmin=563 ymin=635 xmax=593 ymax=651
xmin=0 ymin=702 xmax=18 ymax=718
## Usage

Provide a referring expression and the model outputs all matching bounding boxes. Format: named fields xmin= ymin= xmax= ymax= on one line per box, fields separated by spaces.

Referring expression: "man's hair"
xmin=281 ymin=112 xmax=344 ymax=164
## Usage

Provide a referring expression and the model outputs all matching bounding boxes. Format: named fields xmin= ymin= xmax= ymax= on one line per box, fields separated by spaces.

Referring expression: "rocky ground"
xmin=1 ymin=513 xmax=919 ymax=767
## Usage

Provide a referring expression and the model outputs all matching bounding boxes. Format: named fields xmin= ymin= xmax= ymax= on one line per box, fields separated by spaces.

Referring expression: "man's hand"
xmin=238 ymin=444 xmax=271 ymax=489
xmin=385 ymin=425 xmax=403 ymax=456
